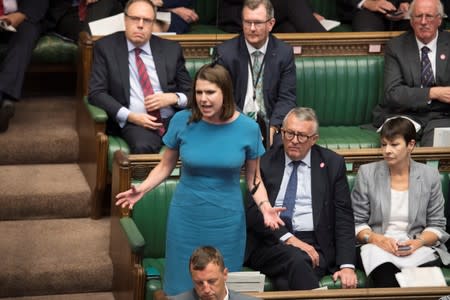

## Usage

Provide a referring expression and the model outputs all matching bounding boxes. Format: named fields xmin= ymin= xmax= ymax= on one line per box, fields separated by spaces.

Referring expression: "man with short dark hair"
xmin=171 ymin=246 xmax=258 ymax=300
xmin=89 ymin=0 xmax=191 ymax=153
xmin=374 ymin=0 xmax=450 ymax=146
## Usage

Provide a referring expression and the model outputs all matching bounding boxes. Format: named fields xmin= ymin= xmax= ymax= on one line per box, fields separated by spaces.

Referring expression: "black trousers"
xmin=246 ymin=231 xmax=328 ymax=290
xmin=271 ymin=0 xmax=326 ymax=33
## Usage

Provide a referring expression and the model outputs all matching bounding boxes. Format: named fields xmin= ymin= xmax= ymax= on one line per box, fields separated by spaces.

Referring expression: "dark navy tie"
xmin=280 ymin=161 xmax=301 ymax=232
xmin=421 ymin=46 xmax=435 ymax=88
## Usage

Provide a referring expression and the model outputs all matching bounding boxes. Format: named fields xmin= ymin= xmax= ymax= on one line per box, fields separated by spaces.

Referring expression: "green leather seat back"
xmin=296 ymin=55 xmax=384 ymax=126
xmin=192 ymin=0 xmax=218 ymax=26
xmin=184 ymin=58 xmax=213 ymax=78
xmin=0 ymin=35 xmax=77 ymax=64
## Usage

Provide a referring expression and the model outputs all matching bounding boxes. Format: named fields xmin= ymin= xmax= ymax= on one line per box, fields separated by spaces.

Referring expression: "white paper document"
xmin=89 ymin=12 xmax=172 ymax=36
xmin=360 ymin=243 xmax=437 ymax=275
xmin=0 ymin=20 xmax=16 ymax=32
xmin=320 ymin=19 xmax=341 ymax=31
xmin=433 ymin=127 xmax=450 ymax=147
xmin=226 ymin=271 xmax=265 ymax=292
xmin=395 ymin=266 xmax=446 ymax=287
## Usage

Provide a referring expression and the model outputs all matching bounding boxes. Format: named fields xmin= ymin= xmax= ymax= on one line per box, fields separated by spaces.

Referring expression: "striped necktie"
xmin=135 ymin=48 xmax=165 ymax=136
xmin=0 ymin=1 xmax=4 ymax=16
xmin=251 ymin=50 xmax=266 ymax=117
xmin=421 ymin=46 xmax=435 ymax=88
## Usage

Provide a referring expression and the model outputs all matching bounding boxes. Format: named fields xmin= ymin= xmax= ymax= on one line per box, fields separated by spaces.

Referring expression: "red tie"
xmin=78 ymin=0 xmax=87 ymax=21
xmin=0 ymin=1 xmax=4 ymax=16
xmin=135 ymin=48 xmax=165 ymax=136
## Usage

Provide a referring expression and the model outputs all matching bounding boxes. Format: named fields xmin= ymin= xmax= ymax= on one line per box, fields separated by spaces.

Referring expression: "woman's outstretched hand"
xmin=260 ymin=203 xmax=285 ymax=230
xmin=115 ymin=186 xmax=144 ymax=210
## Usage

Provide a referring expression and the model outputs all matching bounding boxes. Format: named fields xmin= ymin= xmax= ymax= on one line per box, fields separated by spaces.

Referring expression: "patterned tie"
xmin=280 ymin=161 xmax=301 ymax=233
xmin=251 ymin=50 xmax=266 ymax=117
xmin=78 ymin=0 xmax=87 ymax=21
xmin=135 ymin=48 xmax=165 ymax=136
xmin=421 ymin=46 xmax=435 ymax=88
xmin=0 ymin=0 xmax=4 ymax=16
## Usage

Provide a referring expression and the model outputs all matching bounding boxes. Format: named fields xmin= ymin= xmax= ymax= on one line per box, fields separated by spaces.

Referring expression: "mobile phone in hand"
xmin=397 ymin=245 xmax=411 ymax=251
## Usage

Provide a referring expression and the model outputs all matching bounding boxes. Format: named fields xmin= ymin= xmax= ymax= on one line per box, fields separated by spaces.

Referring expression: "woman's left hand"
xmin=260 ymin=203 xmax=285 ymax=230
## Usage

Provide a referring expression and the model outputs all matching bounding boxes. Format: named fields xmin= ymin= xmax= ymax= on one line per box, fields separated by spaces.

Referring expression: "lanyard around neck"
xmin=248 ymin=53 xmax=266 ymax=102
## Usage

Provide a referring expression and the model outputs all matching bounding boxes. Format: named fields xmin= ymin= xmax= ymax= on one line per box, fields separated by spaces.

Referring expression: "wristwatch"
xmin=363 ymin=232 xmax=371 ymax=244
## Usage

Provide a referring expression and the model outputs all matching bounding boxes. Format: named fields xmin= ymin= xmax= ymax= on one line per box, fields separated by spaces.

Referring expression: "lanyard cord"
xmin=248 ymin=53 xmax=266 ymax=102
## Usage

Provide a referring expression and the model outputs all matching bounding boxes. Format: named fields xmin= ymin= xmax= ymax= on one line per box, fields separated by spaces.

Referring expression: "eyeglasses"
xmin=242 ymin=18 xmax=272 ymax=28
xmin=281 ymin=128 xmax=316 ymax=143
xmin=125 ymin=13 xmax=154 ymax=25
xmin=412 ymin=14 xmax=441 ymax=22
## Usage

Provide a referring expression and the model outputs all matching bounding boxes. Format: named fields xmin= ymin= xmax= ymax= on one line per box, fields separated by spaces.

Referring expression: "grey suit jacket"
xmin=170 ymin=288 xmax=259 ymax=300
xmin=376 ymin=30 xmax=450 ymax=126
xmin=351 ymin=159 xmax=450 ymax=264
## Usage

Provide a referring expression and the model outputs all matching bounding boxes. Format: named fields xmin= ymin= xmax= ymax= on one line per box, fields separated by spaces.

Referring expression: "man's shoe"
xmin=0 ymin=100 xmax=15 ymax=133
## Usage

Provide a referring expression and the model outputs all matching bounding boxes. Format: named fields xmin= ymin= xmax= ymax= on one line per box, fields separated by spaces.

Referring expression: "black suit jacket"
xmin=216 ymin=34 xmax=296 ymax=128
xmin=245 ymin=144 xmax=356 ymax=273
xmin=374 ymin=30 xmax=450 ymax=127
xmin=88 ymin=31 xmax=192 ymax=133
xmin=337 ymin=0 xmax=410 ymax=22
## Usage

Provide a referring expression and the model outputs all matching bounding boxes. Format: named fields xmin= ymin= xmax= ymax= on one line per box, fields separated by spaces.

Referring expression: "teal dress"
xmin=162 ymin=110 xmax=265 ymax=295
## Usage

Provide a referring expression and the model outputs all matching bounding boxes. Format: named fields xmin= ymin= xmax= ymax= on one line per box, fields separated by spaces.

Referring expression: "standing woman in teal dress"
xmin=116 ymin=64 xmax=284 ymax=295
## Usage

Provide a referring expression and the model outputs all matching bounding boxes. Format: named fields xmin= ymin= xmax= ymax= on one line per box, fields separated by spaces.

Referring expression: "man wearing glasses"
xmin=245 ymin=107 xmax=357 ymax=290
xmin=216 ymin=0 xmax=296 ymax=147
xmin=89 ymin=0 xmax=191 ymax=153
xmin=374 ymin=0 xmax=450 ymax=146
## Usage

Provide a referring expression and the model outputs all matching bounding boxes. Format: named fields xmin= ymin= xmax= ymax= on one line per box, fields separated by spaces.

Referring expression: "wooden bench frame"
xmin=76 ymin=31 xmax=406 ymax=219
xmin=109 ymin=147 xmax=450 ymax=300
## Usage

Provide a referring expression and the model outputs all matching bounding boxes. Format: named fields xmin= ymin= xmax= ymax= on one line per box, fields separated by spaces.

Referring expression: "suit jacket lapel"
xmin=268 ymin=146 xmax=286 ymax=205
xmin=150 ymin=36 xmax=168 ymax=90
xmin=407 ymin=160 xmax=421 ymax=229
xmin=436 ymin=32 xmax=450 ymax=85
xmin=262 ymin=35 xmax=276 ymax=107
xmin=405 ymin=32 xmax=421 ymax=86
xmin=311 ymin=147 xmax=325 ymax=228
xmin=238 ymin=35 xmax=250 ymax=109
xmin=117 ymin=33 xmax=131 ymax=105
xmin=377 ymin=162 xmax=392 ymax=233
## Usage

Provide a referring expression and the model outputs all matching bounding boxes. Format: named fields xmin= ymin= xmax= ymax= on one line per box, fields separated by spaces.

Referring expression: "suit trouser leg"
xmin=247 ymin=242 xmax=326 ymax=290
xmin=120 ymin=123 xmax=163 ymax=154
xmin=271 ymin=0 xmax=326 ymax=33
xmin=84 ymin=0 xmax=124 ymax=33
xmin=0 ymin=20 xmax=42 ymax=100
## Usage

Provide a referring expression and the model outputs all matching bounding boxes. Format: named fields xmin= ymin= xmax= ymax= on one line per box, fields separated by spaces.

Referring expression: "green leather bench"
xmin=110 ymin=151 xmax=450 ymax=300
xmin=94 ymin=54 xmax=384 ymax=174
xmin=0 ymin=34 xmax=77 ymax=71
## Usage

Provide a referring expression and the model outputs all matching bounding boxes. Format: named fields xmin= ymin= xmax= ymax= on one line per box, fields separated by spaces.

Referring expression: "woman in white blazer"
xmin=351 ymin=117 xmax=450 ymax=287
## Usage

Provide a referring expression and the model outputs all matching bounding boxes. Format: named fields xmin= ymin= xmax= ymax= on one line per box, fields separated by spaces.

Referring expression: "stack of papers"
xmin=395 ymin=267 xmax=446 ymax=287
xmin=320 ymin=19 xmax=341 ymax=31
xmin=0 ymin=20 xmax=16 ymax=32
xmin=226 ymin=271 xmax=265 ymax=292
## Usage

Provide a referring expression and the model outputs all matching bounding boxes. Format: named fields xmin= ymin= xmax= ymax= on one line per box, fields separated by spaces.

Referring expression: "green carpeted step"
xmin=0 ymin=218 xmax=112 ymax=298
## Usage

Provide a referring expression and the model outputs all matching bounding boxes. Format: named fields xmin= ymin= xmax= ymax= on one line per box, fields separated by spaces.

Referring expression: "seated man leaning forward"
xmin=374 ymin=0 xmax=450 ymax=146
xmin=88 ymin=0 xmax=192 ymax=153
xmin=245 ymin=107 xmax=358 ymax=290
xmin=170 ymin=246 xmax=258 ymax=300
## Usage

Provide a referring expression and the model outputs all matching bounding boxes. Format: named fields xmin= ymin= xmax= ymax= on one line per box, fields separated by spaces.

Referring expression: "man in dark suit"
xmin=374 ymin=0 xmax=450 ymax=146
xmin=337 ymin=0 xmax=411 ymax=31
xmin=89 ymin=0 xmax=191 ymax=153
xmin=245 ymin=107 xmax=357 ymax=290
xmin=45 ymin=0 xmax=123 ymax=42
xmin=0 ymin=0 xmax=49 ymax=132
xmin=171 ymin=246 xmax=257 ymax=300
xmin=216 ymin=0 xmax=296 ymax=147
